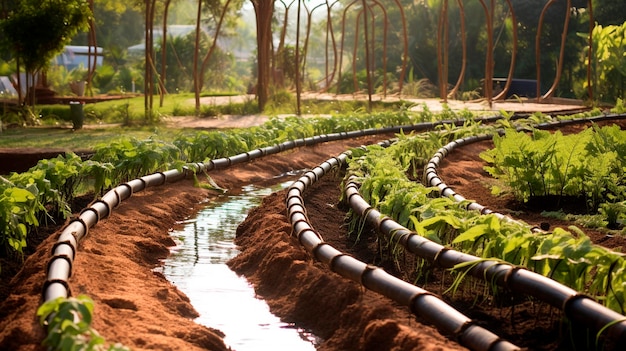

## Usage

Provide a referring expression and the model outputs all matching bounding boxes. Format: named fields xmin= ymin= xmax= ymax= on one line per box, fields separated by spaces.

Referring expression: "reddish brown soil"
xmin=1 ymin=120 xmax=625 ymax=351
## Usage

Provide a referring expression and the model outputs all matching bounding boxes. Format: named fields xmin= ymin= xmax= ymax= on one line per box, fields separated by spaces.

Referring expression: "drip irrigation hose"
xmin=417 ymin=113 xmax=626 ymax=342
xmin=38 ymin=111 xmax=613 ymax=342
xmin=341 ymin=113 xmax=626 ymax=343
xmin=286 ymin=149 xmax=520 ymax=351
xmin=345 ymin=176 xmax=626 ymax=343
xmin=40 ymin=117 xmax=504 ymax=319
xmin=424 ymin=113 xmax=626 ymax=231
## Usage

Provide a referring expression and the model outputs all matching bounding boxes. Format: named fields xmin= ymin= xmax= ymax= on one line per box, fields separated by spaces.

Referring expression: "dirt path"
xmin=173 ymin=93 xmax=587 ymax=130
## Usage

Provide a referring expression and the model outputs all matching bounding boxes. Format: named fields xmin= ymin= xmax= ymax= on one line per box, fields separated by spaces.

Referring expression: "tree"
xmin=72 ymin=2 xmax=143 ymax=58
xmin=197 ymin=0 xmax=237 ymax=111
xmin=0 ymin=0 xmax=91 ymax=105
xmin=274 ymin=0 xmax=295 ymax=88
xmin=158 ymin=0 xmax=173 ymax=107
xmin=251 ymin=0 xmax=274 ymax=111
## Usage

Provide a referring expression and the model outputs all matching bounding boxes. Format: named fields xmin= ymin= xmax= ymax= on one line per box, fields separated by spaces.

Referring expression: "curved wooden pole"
xmin=477 ymin=0 xmax=494 ymax=106
xmin=361 ymin=0 xmax=372 ymax=109
xmin=276 ymin=0 xmax=296 ymax=87
xmin=337 ymin=0 xmax=360 ymax=95
xmin=541 ymin=0 xmax=571 ymax=100
xmin=295 ymin=0 xmax=302 ymax=115
xmin=160 ymin=0 xmax=172 ymax=106
xmin=448 ymin=0 xmax=467 ymax=99
xmin=302 ymin=2 xmax=326 ymax=87
xmin=443 ymin=0 xmax=450 ymax=101
xmin=436 ymin=0 xmax=447 ymax=101
xmin=86 ymin=0 xmax=97 ymax=97
xmin=371 ymin=0 xmax=388 ymax=97
xmin=200 ymin=0 xmax=234 ymax=92
xmin=536 ymin=0 xmax=559 ymax=101
xmin=369 ymin=2 xmax=375 ymax=86
xmin=391 ymin=0 xmax=409 ymax=95
xmin=320 ymin=0 xmax=339 ymax=93
xmin=587 ymin=0 xmax=594 ymax=101
xmin=353 ymin=10 xmax=362 ymax=93
xmin=493 ymin=0 xmax=518 ymax=100
xmin=193 ymin=0 xmax=201 ymax=113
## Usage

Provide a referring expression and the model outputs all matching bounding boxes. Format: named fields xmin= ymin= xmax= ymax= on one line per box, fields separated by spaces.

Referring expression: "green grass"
xmin=29 ymin=92 xmax=413 ymax=122
xmin=0 ymin=126 xmax=196 ymax=149
xmin=1 ymin=92 xmax=416 ymax=149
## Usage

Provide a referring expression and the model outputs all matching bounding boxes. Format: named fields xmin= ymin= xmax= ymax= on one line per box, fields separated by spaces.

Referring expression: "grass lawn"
xmin=0 ymin=125 xmax=193 ymax=149
xmin=1 ymin=93 xmax=243 ymax=149
xmin=1 ymin=92 xmax=411 ymax=150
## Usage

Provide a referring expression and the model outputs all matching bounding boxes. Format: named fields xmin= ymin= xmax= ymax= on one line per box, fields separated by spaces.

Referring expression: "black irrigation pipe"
xmin=345 ymin=175 xmax=626 ymax=344
xmin=423 ymin=113 xmax=626 ymax=231
xmin=286 ymin=150 xmax=520 ymax=351
xmin=341 ymin=113 xmax=626 ymax=344
xmin=41 ymin=111 xmax=609 ymax=337
xmin=40 ymin=115 xmax=507 ymax=316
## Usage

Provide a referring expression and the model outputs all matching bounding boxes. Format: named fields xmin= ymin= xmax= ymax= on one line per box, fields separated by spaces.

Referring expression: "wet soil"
xmin=1 ymin=119 xmax=625 ymax=350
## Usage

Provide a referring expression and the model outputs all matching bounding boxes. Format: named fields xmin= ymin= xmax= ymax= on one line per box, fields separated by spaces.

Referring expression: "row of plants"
xmin=343 ymin=115 xmax=626 ymax=315
xmin=0 ymin=153 xmax=114 ymax=258
xmin=15 ymin=106 xmax=614 ymax=349
xmin=1 ymin=106 xmax=462 ymax=265
xmin=1 ymin=106 xmax=493 ymax=350
xmin=29 ymin=106 xmax=501 ymax=351
xmin=481 ymin=123 xmax=626 ymax=229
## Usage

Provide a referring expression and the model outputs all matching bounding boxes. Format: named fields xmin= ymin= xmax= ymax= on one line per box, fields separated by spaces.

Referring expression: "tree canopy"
xmin=0 ymin=0 xmax=92 ymax=73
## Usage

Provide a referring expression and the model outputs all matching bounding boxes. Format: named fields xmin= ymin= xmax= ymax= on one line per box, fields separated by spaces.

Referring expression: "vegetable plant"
xmin=344 ymin=119 xmax=626 ymax=314
xmin=37 ymin=295 xmax=130 ymax=351
xmin=481 ymin=125 xmax=626 ymax=215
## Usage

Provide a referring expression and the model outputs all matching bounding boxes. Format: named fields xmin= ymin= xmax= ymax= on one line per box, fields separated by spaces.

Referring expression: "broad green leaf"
xmin=452 ymin=224 xmax=489 ymax=244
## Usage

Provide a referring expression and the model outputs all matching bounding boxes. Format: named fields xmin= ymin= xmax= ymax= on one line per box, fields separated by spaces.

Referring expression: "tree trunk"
xmin=321 ymin=0 xmax=339 ymax=92
xmin=302 ymin=3 xmax=325 ymax=91
xmin=295 ymin=0 xmax=302 ymax=115
xmin=252 ymin=0 xmax=274 ymax=111
xmin=144 ymin=0 xmax=155 ymax=121
xmin=276 ymin=0 xmax=294 ymax=88
xmin=16 ymin=57 xmax=24 ymax=105
xmin=87 ymin=0 xmax=97 ymax=97
xmin=194 ymin=0 xmax=202 ymax=114
xmin=160 ymin=0 xmax=172 ymax=107
xmin=200 ymin=0 xmax=234 ymax=92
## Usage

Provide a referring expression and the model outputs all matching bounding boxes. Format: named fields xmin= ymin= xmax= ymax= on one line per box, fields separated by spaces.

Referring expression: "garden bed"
xmin=1 ymin=119 xmax=625 ymax=350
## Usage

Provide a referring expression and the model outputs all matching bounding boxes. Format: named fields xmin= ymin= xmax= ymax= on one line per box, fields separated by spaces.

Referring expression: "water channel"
xmin=157 ymin=182 xmax=318 ymax=351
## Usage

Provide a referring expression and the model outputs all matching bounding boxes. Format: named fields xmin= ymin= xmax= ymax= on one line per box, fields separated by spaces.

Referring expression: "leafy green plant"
xmin=599 ymin=201 xmax=626 ymax=230
xmin=345 ymin=120 xmax=626 ymax=314
xmin=481 ymin=129 xmax=556 ymax=201
xmin=30 ymin=153 xmax=84 ymax=217
xmin=611 ymin=98 xmax=625 ymax=114
xmin=579 ymin=22 xmax=626 ymax=104
xmin=0 ymin=180 xmax=40 ymax=255
xmin=2 ymin=109 xmax=462 ymax=262
xmin=482 ymin=125 xmax=626 ymax=213
xmin=92 ymin=137 xmax=185 ymax=183
xmin=37 ymin=295 xmax=130 ymax=351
